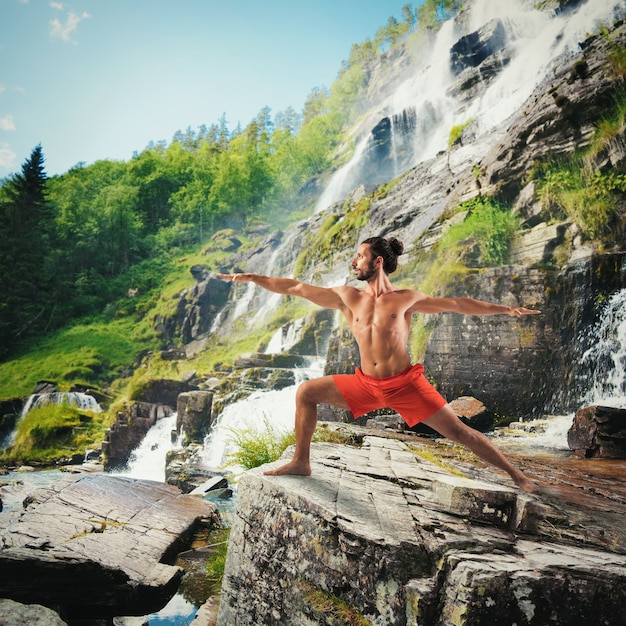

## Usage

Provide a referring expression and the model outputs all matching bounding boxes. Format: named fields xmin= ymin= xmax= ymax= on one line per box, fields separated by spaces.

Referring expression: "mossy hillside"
xmin=1 ymin=403 xmax=107 ymax=465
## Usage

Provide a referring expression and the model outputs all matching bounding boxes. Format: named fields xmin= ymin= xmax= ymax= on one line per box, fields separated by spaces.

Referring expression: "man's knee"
xmin=296 ymin=377 xmax=345 ymax=408
xmin=296 ymin=379 xmax=322 ymax=405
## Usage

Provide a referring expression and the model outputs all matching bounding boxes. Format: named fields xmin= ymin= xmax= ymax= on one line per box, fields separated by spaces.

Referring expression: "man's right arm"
xmin=217 ymin=273 xmax=346 ymax=310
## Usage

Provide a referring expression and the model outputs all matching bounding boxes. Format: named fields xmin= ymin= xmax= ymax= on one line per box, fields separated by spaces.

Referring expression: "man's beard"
xmin=355 ymin=260 xmax=376 ymax=281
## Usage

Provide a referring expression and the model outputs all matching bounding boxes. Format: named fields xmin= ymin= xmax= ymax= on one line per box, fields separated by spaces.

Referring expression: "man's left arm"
xmin=410 ymin=293 xmax=541 ymax=317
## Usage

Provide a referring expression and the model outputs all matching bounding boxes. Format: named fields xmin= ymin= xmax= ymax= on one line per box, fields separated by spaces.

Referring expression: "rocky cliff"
xmin=217 ymin=435 xmax=626 ymax=625
xmin=166 ymin=5 xmax=626 ymax=421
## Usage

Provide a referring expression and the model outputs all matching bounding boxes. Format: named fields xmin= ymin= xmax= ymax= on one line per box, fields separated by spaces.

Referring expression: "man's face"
xmin=351 ymin=244 xmax=377 ymax=281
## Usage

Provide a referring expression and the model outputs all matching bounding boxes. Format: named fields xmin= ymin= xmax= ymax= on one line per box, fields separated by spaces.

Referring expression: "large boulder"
xmin=0 ymin=473 xmax=216 ymax=621
xmin=567 ymin=405 xmax=626 ymax=458
xmin=217 ymin=436 xmax=626 ymax=625
xmin=177 ymin=390 xmax=214 ymax=443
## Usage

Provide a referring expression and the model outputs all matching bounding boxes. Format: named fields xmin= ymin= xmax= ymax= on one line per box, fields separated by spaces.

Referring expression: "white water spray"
xmin=510 ymin=287 xmax=626 ymax=451
xmin=20 ymin=392 xmax=102 ymax=417
xmin=579 ymin=289 xmax=626 ymax=408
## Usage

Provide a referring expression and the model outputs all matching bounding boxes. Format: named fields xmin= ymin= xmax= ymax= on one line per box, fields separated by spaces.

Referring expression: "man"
xmin=218 ymin=236 xmax=541 ymax=493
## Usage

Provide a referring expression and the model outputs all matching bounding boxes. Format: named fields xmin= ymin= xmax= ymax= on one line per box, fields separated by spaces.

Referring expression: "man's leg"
xmin=264 ymin=376 xmax=349 ymax=476
xmin=423 ymin=405 xmax=539 ymax=493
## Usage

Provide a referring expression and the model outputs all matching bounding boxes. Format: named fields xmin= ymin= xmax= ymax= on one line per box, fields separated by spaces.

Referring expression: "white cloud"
xmin=50 ymin=9 xmax=91 ymax=43
xmin=0 ymin=144 xmax=17 ymax=169
xmin=0 ymin=115 xmax=16 ymax=131
xmin=50 ymin=2 xmax=64 ymax=9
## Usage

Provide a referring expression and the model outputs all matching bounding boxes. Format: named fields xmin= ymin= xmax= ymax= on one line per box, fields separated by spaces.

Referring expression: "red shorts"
xmin=332 ymin=364 xmax=447 ymax=427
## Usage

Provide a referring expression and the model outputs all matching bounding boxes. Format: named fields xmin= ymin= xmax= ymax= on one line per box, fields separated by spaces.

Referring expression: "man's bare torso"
xmin=336 ymin=286 xmax=418 ymax=378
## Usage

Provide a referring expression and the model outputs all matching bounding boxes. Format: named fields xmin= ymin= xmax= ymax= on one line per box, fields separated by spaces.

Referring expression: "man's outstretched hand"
xmin=508 ymin=306 xmax=541 ymax=317
xmin=217 ymin=273 xmax=251 ymax=283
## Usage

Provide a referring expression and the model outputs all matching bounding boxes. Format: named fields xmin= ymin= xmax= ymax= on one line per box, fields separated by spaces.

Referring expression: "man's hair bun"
xmin=388 ymin=237 xmax=404 ymax=256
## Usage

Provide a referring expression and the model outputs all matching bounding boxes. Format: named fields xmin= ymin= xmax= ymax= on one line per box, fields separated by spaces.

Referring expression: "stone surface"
xmin=0 ymin=473 xmax=216 ymax=621
xmin=0 ymin=598 xmax=68 ymax=625
xmin=177 ymin=390 xmax=214 ymax=443
xmin=217 ymin=435 xmax=626 ymax=626
xmin=567 ymin=404 xmax=626 ymax=458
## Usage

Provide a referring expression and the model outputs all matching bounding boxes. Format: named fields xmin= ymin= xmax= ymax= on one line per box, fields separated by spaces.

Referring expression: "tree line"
xmin=0 ymin=2 xmax=459 ymax=361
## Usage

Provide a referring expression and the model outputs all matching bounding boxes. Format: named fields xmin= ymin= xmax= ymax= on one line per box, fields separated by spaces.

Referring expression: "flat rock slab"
xmin=0 ymin=473 xmax=215 ymax=620
xmin=217 ymin=436 xmax=626 ymax=626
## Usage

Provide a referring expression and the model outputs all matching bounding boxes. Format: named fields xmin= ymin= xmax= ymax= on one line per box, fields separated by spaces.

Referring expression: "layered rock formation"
xmin=218 ymin=436 xmax=626 ymax=625
xmin=0 ymin=473 xmax=216 ymax=622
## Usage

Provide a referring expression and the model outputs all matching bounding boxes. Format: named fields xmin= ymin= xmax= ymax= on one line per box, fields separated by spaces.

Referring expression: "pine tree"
xmin=0 ymin=145 xmax=55 ymax=360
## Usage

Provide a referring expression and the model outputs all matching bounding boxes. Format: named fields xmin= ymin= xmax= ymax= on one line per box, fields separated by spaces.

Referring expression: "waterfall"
xmin=316 ymin=0 xmax=625 ymax=212
xmin=202 ymin=358 xmax=325 ymax=473
xmin=115 ymin=413 xmax=180 ymax=482
xmin=20 ymin=391 xmax=102 ymax=417
xmin=579 ymin=288 xmax=626 ymax=407
xmin=509 ymin=288 xmax=626 ymax=452
xmin=265 ymin=317 xmax=307 ymax=354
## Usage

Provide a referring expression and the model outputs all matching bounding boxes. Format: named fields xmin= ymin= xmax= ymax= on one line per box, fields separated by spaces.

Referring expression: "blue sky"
xmin=0 ymin=0 xmax=417 ymax=178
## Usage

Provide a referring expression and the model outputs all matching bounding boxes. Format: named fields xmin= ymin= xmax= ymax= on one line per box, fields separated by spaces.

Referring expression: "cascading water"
xmin=506 ymin=288 xmax=626 ymax=452
xmin=316 ymin=0 xmax=625 ymax=212
xmin=202 ymin=358 xmax=324 ymax=474
xmin=20 ymin=391 xmax=102 ymax=416
xmin=579 ymin=288 xmax=626 ymax=408
xmin=115 ymin=413 xmax=180 ymax=482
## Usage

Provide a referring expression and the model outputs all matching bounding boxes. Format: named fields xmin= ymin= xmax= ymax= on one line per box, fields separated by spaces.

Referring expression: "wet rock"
xmin=102 ymin=402 xmax=172 ymax=469
xmin=165 ymin=445 xmax=226 ymax=493
xmin=217 ymin=436 xmax=626 ymax=626
xmin=567 ymin=405 xmax=626 ymax=458
xmin=0 ymin=473 xmax=216 ymax=621
xmin=177 ymin=391 xmax=213 ymax=443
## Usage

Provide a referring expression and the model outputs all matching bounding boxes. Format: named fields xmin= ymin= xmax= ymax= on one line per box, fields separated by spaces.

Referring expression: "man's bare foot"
xmin=264 ymin=459 xmax=311 ymax=476
xmin=514 ymin=475 xmax=541 ymax=494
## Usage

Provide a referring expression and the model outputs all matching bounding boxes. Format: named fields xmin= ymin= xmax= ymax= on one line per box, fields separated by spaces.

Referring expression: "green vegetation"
xmin=203 ymin=529 xmax=231 ymax=594
xmin=224 ymin=420 xmax=360 ymax=472
xmin=536 ymin=164 xmax=626 ymax=238
xmin=531 ymin=83 xmax=626 ymax=241
xmin=448 ymin=119 xmax=472 ymax=147
xmin=441 ymin=197 xmax=520 ymax=266
xmin=1 ymin=403 xmax=107 ymax=465
xmin=409 ymin=444 xmax=468 ymax=477
xmin=530 ymin=47 xmax=626 ymax=243
xmin=0 ymin=316 xmax=158 ymax=399
xmin=224 ymin=416 xmax=297 ymax=471
xmin=300 ymin=579 xmax=371 ymax=626
xmin=417 ymin=0 xmax=464 ymax=30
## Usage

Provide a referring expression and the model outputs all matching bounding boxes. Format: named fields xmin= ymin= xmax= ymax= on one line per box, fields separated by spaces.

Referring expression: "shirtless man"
xmin=219 ymin=236 xmax=541 ymax=493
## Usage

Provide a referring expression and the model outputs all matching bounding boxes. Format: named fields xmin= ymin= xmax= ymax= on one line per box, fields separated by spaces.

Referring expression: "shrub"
xmin=538 ymin=165 xmax=624 ymax=238
xmin=224 ymin=416 xmax=296 ymax=470
xmin=439 ymin=197 xmax=519 ymax=266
